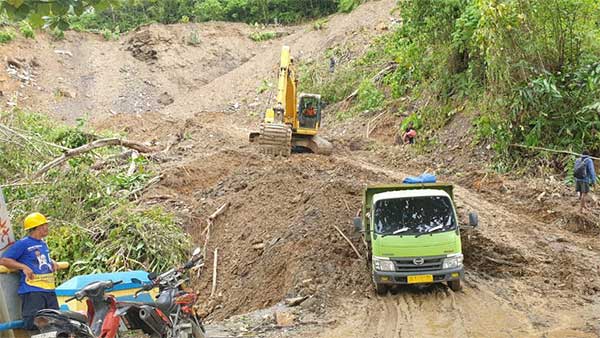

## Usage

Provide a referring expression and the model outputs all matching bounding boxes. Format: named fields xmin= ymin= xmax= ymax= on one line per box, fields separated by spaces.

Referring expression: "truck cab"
xmin=354 ymin=183 xmax=477 ymax=294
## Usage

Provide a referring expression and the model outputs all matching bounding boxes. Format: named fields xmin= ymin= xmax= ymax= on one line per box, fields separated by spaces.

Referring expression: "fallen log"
xmin=34 ymin=138 xmax=155 ymax=177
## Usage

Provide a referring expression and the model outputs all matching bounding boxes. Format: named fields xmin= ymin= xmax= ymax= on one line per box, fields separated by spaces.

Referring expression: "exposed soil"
xmin=2 ymin=0 xmax=600 ymax=336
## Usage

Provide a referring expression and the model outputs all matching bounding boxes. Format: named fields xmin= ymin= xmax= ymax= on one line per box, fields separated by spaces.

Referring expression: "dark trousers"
xmin=20 ymin=291 xmax=59 ymax=330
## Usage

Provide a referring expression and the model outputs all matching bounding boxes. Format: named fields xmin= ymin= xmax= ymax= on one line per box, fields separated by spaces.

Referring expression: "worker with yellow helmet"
xmin=0 ymin=212 xmax=59 ymax=331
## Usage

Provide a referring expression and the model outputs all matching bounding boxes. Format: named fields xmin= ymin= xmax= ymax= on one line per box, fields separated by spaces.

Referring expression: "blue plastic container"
xmin=56 ymin=270 xmax=155 ymax=311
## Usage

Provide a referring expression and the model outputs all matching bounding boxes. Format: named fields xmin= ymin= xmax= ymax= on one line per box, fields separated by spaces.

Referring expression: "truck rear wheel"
xmin=375 ymin=283 xmax=389 ymax=295
xmin=448 ymin=279 xmax=462 ymax=292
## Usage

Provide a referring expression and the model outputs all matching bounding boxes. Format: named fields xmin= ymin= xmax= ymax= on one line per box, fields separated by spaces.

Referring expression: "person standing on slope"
xmin=573 ymin=151 xmax=597 ymax=212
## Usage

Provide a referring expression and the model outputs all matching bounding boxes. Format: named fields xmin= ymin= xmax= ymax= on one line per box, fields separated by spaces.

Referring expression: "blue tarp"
xmin=403 ymin=173 xmax=436 ymax=184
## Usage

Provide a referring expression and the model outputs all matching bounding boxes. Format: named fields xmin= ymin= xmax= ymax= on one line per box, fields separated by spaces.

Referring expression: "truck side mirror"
xmin=468 ymin=212 xmax=479 ymax=227
xmin=353 ymin=217 xmax=362 ymax=233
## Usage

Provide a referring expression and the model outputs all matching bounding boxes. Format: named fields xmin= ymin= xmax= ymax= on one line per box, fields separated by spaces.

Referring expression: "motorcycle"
xmin=117 ymin=247 xmax=206 ymax=338
xmin=32 ymin=280 xmax=123 ymax=338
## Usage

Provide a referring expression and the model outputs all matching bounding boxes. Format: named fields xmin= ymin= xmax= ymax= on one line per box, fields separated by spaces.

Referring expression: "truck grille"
xmin=393 ymin=257 xmax=444 ymax=272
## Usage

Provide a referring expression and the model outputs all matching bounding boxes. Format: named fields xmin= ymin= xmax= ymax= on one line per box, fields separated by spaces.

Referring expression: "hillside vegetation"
xmin=304 ymin=0 xmax=600 ymax=172
xmin=1 ymin=0 xmax=366 ymax=35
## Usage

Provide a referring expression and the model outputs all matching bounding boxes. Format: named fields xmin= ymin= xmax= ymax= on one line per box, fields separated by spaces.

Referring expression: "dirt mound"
xmin=152 ymin=148 xmax=389 ymax=320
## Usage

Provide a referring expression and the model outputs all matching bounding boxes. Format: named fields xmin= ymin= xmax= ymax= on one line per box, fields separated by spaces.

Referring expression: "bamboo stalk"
xmin=210 ymin=248 xmax=218 ymax=297
xmin=331 ymin=225 xmax=363 ymax=260
xmin=509 ymin=144 xmax=600 ymax=161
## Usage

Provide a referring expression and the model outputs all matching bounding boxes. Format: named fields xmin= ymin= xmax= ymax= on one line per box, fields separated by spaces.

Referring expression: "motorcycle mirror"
xmin=148 ymin=272 xmax=158 ymax=280
xmin=130 ymin=278 xmax=142 ymax=285
xmin=192 ymin=247 xmax=201 ymax=257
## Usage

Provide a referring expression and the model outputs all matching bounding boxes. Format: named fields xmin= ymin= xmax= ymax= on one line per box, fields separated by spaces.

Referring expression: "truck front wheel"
xmin=375 ymin=283 xmax=389 ymax=295
xmin=448 ymin=279 xmax=462 ymax=292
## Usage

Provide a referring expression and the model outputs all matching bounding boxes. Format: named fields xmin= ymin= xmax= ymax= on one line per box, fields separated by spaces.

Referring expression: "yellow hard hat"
xmin=23 ymin=213 xmax=48 ymax=231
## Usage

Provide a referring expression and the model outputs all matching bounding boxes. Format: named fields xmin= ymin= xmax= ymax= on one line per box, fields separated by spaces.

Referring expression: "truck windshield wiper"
xmin=380 ymin=227 xmax=409 ymax=237
xmin=415 ymin=224 xmax=445 ymax=238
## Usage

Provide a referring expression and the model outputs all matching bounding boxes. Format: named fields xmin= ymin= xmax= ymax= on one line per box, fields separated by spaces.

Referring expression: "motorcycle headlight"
xmin=374 ymin=258 xmax=395 ymax=272
xmin=442 ymin=253 xmax=463 ymax=269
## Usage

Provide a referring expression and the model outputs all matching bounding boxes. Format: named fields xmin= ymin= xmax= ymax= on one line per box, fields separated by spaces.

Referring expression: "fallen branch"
xmin=202 ymin=202 xmax=230 ymax=259
xmin=0 ymin=123 xmax=45 ymax=155
xmin=209 ymin=202 xmax=230 ymax=220
xmin=509 ymin=144 xmax=600 ymax=161
xmin=0 ymin=181 xmax=49 ymax=188
xmin=34 ymin=138 xmax=155 ymax=177
xmin=331 ymin=225 xmax=363 ymax=260
xmin=484 ymin=255 xmax=523 ymax=268
xmin=343 ymin=63 xmax=398 ymax=103
xmin=128 ymin=174 xmax=162 ymax=198
xmin=366 ymin=111 xmax=386 ymax=139
xmin=210 ymin=248 xmax=218 ymax=298
xmin=91 ymin=150 xmax=136 ymax=170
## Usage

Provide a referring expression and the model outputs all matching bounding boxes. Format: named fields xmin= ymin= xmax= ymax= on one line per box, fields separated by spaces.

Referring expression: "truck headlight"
xmin=374 ymin=258 xmax=395 ymax=272
xmin=442 ymin=253 xmax=463 ymax=269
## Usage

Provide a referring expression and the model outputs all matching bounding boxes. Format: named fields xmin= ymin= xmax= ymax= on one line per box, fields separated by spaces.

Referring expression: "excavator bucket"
xmin=253 ymin=123 xmax=292 ymax=156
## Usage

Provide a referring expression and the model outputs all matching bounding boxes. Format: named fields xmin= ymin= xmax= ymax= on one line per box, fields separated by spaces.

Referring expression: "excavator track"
xmin=258 ymin=123 xmax=292 ymax=156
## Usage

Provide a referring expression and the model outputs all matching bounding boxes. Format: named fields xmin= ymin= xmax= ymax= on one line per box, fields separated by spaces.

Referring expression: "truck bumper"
xmin=373 ymin=267 xmax=464 ymax=285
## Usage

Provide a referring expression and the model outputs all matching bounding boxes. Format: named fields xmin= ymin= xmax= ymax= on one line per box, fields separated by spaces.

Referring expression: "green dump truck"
xmin=353 ymin=183 xmax=478 ymax=294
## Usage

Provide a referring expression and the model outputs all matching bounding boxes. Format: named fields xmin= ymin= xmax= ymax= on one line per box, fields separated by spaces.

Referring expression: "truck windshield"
xmin=373 ymin=196 xmax=456 ymax=235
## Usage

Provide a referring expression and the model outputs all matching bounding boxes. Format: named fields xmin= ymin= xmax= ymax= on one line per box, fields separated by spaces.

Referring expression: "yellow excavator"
xmin=249 ymin=46 xmax=332 ymax=156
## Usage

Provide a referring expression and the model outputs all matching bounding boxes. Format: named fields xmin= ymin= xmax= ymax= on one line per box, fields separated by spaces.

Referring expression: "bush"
xmin=1 ymin=109 xmax=191 ymax=281
xmin=18 ymin=21 xmax=34 ymax=39
xmin=249 ymin=31 xmax=277 ymax=42
xmin=339 ymin=0 xmax=362 ymax=13
xmin=357 ymin=80 xmax=384 ymax=112
xmin=0 ymin=29 xmax=14 ymax=44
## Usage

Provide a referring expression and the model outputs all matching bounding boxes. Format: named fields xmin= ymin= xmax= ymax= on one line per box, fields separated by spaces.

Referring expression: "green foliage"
xmin=1 ymin=109 xmax=191 ymax=281
xmin=256 ymin=79 xmax=272 ymax=94
xmin=313 ymin=18 xmax=328 ymax=30
xmin=0 ymin=30 xmax=14 ymax=44
xmin=101 ymin=27 xmax=120 ymax=40
xmin=18 ymin=20 xmax=34 ymax=38
xmin=339 ymin=0 xmax=362 ymax=13
xmin=249 ymin=30 xmax=277 ymax=42
xmin=357 ymin=80 xmax=384 ymax=111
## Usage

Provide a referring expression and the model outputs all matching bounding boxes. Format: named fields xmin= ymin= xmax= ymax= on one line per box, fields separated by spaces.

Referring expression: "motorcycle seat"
xmin=36 ymin=309 xmax=88 ymax=323
xmin=61 ymin=310 xmax=88 ymax=323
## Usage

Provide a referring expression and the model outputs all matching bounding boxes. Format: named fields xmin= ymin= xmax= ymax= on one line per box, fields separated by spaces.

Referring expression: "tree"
xmin=0 ymin=0 xmax=119 ymax=29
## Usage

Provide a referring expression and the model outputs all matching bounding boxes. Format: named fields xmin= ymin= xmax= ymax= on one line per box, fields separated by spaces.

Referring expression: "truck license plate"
xmin=32 ymin=332 xmax=57 ymax=338
xmin=407 ymin=274 xmax=433 ymax=284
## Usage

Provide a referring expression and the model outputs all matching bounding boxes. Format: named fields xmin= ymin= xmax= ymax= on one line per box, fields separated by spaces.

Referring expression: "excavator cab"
xmin=297 ymin=94 xmax=321 ymax=131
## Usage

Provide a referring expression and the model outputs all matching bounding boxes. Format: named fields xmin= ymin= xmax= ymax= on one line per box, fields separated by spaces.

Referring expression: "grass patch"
xmin=249 ymin=31 xmax=277 ymax=42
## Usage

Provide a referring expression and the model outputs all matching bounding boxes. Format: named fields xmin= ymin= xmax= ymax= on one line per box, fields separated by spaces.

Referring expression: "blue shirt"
xmin=575 ymin=156 xmax=597 ymax=185
xmin=2 ymin=236 xmax=55 ymax=294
